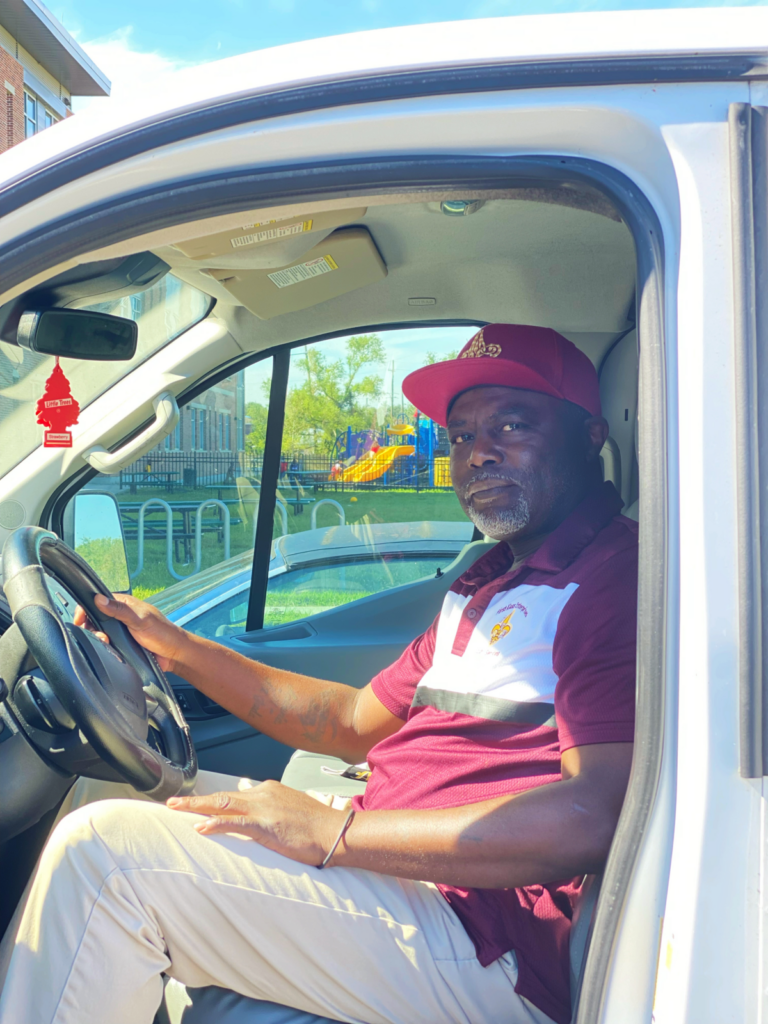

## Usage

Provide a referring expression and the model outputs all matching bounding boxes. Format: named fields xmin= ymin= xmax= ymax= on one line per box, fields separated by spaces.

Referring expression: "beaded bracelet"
xmin=316 ymin=808 xmax=356 ymax=869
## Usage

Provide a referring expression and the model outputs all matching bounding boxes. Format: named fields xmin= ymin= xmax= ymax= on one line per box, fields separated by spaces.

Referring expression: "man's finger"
xmin=94 ymin=593 xmax=142 ymax=625
xmin=166 ymin=791 xmax=250 ymax=815
xmin=73 ymin=605 xmax=88 ymax=628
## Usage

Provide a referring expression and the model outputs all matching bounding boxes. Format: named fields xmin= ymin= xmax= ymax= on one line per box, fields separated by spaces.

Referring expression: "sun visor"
xmin=173 ymin=208 xmax=368 ymax=263
xmin=206 ymin=227 xmax=387 ymax=320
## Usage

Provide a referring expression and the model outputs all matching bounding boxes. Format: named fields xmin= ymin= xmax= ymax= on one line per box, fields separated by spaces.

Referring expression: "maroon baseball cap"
xmin=402 ymin=323 xmax=602 ymax=427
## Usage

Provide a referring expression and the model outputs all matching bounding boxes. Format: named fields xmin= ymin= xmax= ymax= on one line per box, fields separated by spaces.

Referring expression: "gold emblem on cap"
xmin=460 ymin=329 xmax=501 ymax=359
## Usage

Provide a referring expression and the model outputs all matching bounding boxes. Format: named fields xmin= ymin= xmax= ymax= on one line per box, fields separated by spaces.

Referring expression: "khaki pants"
xmin=0 ymin=772 xmax=554 ymax=1024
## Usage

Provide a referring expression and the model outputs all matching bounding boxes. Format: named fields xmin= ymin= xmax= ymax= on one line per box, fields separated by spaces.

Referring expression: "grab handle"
xmin=83 ymin=392 xmax=180 ymax=476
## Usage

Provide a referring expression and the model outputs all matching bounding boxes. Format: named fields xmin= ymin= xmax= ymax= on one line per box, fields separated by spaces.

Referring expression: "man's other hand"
xmin=74 ymin=593 xmax=187 ymax=674
xmin=167 ymin=782 xmax=346 ymax=867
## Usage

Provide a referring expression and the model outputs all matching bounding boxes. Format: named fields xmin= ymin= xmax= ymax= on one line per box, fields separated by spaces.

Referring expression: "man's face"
xmin=448 ymin=386 xmax=604 ymax=543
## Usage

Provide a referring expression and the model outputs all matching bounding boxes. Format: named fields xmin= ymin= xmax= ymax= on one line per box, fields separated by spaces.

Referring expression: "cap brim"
xmin=402 ymin=358 xmax=564 ymax=427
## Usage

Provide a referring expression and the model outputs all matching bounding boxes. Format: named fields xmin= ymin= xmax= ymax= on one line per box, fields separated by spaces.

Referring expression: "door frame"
xmin=9 ymin=152 xmax=667 ymax=1023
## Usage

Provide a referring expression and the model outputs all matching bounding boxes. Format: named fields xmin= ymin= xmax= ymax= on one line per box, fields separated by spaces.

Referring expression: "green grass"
xmin=118 ymin=486 xmax=465 ymax=600
xmin=263 ymin=588 xmax=375 ymax=627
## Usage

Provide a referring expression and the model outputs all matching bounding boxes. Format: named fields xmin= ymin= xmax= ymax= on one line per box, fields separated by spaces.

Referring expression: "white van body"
xmin=1 ymin=8 xmax=767 ymax=1022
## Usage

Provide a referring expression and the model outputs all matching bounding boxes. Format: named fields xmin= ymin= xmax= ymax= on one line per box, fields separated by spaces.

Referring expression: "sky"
xmin=54 ymin=0 xmax=768 ymax=111
xmin=245 ymin=326 xmax=473 ymax=411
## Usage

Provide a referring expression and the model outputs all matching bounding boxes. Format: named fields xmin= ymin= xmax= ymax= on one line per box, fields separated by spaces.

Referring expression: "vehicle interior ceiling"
xmin=67 ymin=183 xmax=640 ymax=517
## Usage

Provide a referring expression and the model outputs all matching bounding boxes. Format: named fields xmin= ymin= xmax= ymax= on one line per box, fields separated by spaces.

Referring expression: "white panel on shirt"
xmin=417 ymin=583 xmax=579 ymax=705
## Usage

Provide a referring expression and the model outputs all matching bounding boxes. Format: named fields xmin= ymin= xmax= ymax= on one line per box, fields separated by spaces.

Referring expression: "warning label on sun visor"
xmin=268 ymin=255 xmax=339 ymax=289
xmin=231 ymin=220 xmax=313 ymax=249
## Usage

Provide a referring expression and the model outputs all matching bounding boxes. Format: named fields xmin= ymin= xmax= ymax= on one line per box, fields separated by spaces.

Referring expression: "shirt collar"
xmin=459 ymin=481 xmax=624 ymax=587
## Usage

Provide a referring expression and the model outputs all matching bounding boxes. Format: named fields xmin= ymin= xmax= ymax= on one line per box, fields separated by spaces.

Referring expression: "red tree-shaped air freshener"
xmin=36 ymin=359 xmax=80 ymax=448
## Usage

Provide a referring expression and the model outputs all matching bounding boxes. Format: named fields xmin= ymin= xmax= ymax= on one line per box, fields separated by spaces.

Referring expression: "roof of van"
xmin=2 ymin=7 xmax=768 ymax=180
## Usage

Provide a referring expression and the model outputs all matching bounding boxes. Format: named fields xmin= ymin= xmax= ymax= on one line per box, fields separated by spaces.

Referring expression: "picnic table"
xmin=120 ymin=470 xmax=179 ymax=495
xmin=283 ymin=497 xmax=314 ymax=516
xmin=119 ymin=499 xmax=242 ymax=563
xmin=206 ymin=485 xmax=314 ymax=516
xmin=206 ymin=483 xmax=260 ymax=501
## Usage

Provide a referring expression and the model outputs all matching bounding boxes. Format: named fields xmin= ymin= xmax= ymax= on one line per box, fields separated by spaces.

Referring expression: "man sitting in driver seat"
xmin=0 ymin=324 xmax=637 ymax=1024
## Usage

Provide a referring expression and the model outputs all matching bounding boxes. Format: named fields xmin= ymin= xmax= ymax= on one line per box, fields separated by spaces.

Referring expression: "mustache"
xmin=462 ymin=471 xmax=522 ymax=501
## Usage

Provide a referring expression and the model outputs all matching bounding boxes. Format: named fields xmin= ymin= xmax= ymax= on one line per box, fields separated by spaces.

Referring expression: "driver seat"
xmin=159 ymin=755 xmax=603 ymax=1024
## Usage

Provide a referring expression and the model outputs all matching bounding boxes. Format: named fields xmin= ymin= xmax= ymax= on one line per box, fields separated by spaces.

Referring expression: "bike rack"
xmin=130 ymin=498 xmax=233 ymax=581
xmin=128 ymin=495 xmax=300 ymax=583
xmin=130 ymin=499 xmax=184 ymax=582
xmin=194 ymin=500 xmax=230 ymax=574
xmin=310 ymin=499 xmax=346 ymax=530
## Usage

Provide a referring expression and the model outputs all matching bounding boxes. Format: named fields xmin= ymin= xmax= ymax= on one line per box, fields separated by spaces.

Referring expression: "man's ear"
xmin=585 ymin=416 xmax=609 ymax=461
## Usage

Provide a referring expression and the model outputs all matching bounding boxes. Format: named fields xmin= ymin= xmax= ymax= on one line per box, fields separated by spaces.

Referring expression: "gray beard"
xmin=464 ymin=492 xmax=531 ymax=540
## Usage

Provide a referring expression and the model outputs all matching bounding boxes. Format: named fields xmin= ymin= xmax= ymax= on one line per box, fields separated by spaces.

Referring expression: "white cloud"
xmin=470 ymin=0 xmax=768 ymax=12
xmin=71 ymin=27 xmax=191 ymax=113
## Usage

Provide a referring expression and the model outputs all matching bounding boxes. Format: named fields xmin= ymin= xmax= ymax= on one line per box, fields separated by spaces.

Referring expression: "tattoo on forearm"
xmin=299 ymin=689 xmax=338 ymax=744
xmin=246 ymin=676 xmax=338 ymax=746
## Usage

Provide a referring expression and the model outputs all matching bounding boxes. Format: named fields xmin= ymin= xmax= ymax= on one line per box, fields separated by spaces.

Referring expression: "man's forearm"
xmin=169 ymin=744 xmax=631 ymax=884
xmin=333 ymin=775 xmax=619 ymax=888
xmin=171 ymin=632 xmax=366 ymax=761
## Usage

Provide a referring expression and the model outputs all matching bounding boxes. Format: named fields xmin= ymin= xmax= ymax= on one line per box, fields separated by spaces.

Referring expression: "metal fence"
xmin=118 ymin=451 xmax=263 ymax=493
xmin=117 ymin=448 xmax=453 ymax=494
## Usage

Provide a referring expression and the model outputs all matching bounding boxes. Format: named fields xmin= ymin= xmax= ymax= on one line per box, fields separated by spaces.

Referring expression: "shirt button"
xmin=467 ymin=609 xmax=477 ymax=619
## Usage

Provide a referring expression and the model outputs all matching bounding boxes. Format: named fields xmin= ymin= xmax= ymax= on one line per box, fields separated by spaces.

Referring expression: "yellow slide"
xmin=338 ymin=445 xmax=415 ymax=483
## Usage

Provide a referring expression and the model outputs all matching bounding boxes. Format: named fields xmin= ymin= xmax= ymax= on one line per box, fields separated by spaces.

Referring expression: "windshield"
xmin=0 ymin=273 xmax=212 ymax=480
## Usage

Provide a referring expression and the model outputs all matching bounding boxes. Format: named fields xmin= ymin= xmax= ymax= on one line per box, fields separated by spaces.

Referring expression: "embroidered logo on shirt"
xmin=489 ymin=602 xmax=528 ymax=645
xmin=459 ymin=329 xmax=502 ymax=359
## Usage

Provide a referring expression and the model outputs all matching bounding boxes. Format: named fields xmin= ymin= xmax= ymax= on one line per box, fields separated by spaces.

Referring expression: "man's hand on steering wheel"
xmin=74 ymin=594 xmax=187 ymax=674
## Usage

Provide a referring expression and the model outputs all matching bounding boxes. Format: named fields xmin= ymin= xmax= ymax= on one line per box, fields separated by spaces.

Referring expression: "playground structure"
xmin=331 ymin=417 xmax=451 ymax=487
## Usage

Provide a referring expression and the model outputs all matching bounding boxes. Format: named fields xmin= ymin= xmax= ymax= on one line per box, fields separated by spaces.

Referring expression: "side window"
xmin=64 ymin=326 xmax=477 ymax=639
xmin=65 ymin=362 xmax=271 ymax=626
xmin=185 ymin=327 xmax=476 ymax=637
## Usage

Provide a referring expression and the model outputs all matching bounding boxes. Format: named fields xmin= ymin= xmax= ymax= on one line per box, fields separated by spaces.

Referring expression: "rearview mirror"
xmin=17 ymin=308 xmax=138 ymax=361
xmin=62 ymin=492 xmax=131 ymax=593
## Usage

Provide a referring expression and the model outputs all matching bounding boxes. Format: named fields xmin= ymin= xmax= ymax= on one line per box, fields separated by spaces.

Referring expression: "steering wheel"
xmin=2 ymin=526 xmax=197 ymax=800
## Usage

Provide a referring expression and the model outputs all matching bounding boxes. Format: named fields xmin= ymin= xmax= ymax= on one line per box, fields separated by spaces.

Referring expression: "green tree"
xmin=284 ymin=335 xmax=386 ymax=453
xmin=244 ymin=401 xmax=269 ymax=452
xmin=424 ymin=349 xmax=458 ymax=365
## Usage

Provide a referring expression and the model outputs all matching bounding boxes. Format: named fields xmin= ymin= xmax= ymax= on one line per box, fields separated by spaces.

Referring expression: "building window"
xmin=23 ymin=91 xmax=58 ymax=138
xmin=24 ymin=92 xmax=36 ymax=138
xmin=218 ymin=411 xmax=231 ymax=450
xmin=164 ymin=422 xmax=181 ymax=450
xmin=189 ymin=406 xmax=208 ymax=450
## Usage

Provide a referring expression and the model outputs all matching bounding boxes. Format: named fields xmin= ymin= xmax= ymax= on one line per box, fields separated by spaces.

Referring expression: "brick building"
xmin=162 ymin=372 xmax=247 ymax=457
xmin=0 ymin=0 xmax=109 ymax=153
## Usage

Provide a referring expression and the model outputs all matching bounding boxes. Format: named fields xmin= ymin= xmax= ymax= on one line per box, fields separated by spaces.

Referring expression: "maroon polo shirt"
xmin=354 ymin=482 xmax=638 ymax=1024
